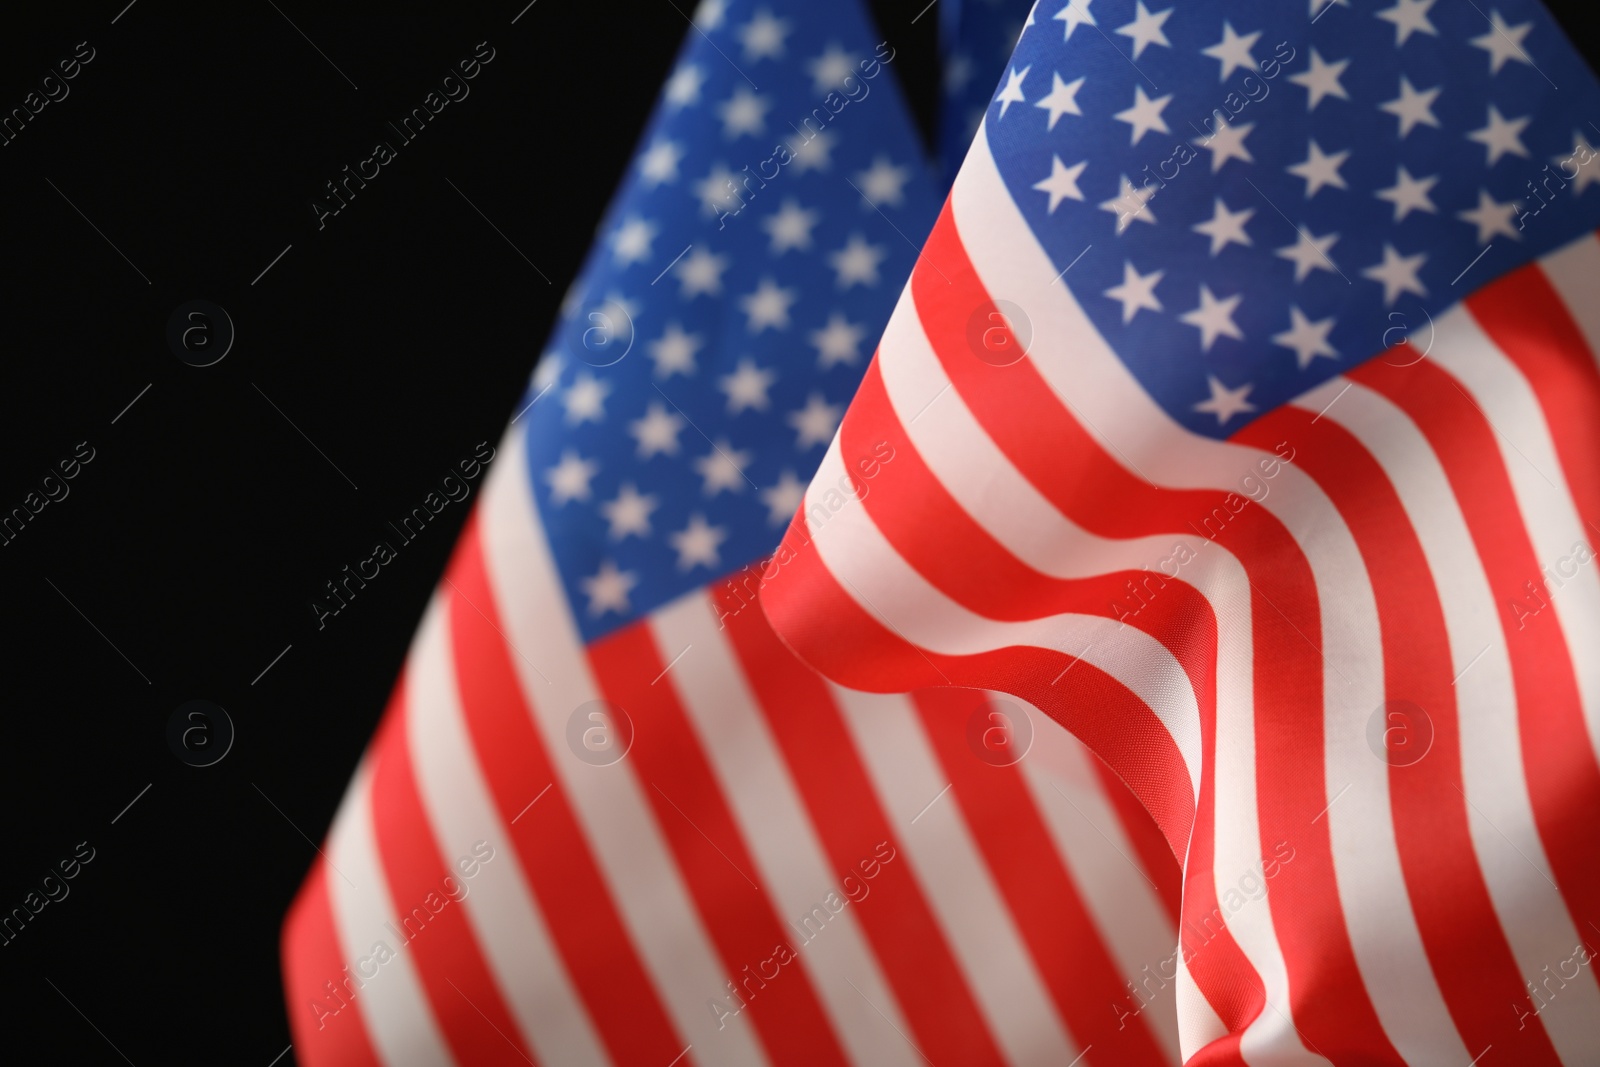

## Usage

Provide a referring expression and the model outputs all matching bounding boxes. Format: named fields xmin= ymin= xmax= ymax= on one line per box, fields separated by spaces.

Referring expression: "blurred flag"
xmin=280 ymin=1 xmax=1186 ymax=1065
xmin=762 ymin=0 xmax=1600 ymax=1062
xmin=938 ymin=0 xmax=1038 ymax=182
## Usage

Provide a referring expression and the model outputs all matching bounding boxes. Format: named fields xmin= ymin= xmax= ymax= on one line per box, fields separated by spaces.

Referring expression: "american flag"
xmin=280 ymin=1 xmax=1188 ymax=1064
xmin=762 ymin=0 xmax=1600 ymax=1063
xmin=938 ymin=0 xmax=1038 ymax=182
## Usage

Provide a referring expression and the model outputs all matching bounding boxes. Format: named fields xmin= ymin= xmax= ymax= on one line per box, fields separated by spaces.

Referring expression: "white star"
xmin=1273 ymin=307 xmax=1339 ymax=369
xmin=1458 ymin=189 xmax=1521 ymax=243
xmin=763 ymin=199 xmax=821 ymax=253
xmin=1202 ymin=22 xmax=1261 ymax=81
xmin=1053 ymin=0 xmax=1096 ymax=40
xmin=1287 ymin=140 xmax=1349 ymax=197
xmin=545 ymin=450 xmax=599 ymax=505
xmin=1033 ymin=155 xmax=1088 ymax=212
xmin=670 ymin=514 xmax=728 ymax=571
xmin=648 ymin=323 xmax=701 ymax=378
xmin=1468 ymin=105 xmax=1531 ymax=166
xmin=738 ymin=9 xmax=790 ymax=61
xmin=1115 ymin=2 xmax=1172 ymax=58
xmin=1276 ymin=228 xmax=1340 ymax=282
xmin=1193 ymin=375 xmax=1256 ymax=425
xmin=693 ymin=0 xmax=726 ymax=30
xmin=1363 ymin=244 xmax=1429 ymax=305
xmin=1375 ymin=166 xmax=1439 ymax=221
xmin=639 ymin=140 xmax=684 ymax=187
xmin=1114 ymin=85 xmax=1173 ymax=145
xmin=630 ymin=402 xmax=685 ymax=458
xmin=600 ymin=291 xmax=642 ymax=327
xmin=664 ymin=64 xmax=706 ymax=109
xmin=1104 ymin=261 xmax=1163 ymax=323
xmin=674 ymin=247 xmax=730 ymax=298
xmin=1192 ymin=198 xmax=1255 ymax=255
xmin=1194 ymin=117 xmax=1254 ymax=172
xmin=1376 ymin=0 xmax=1438 ymax=45
xmin=532 ymin=351 xmax=562 ymax=392
xmin=1471 ymin=11 xmax=1534 ymax=74
xmin=1034 ymin=73 xmax=1085 ymax=129
xmin=610 ymin=216 xmax=657 ymax=265
xmin=811 ymin=313 xmax=866 ymax=369
xmin=1289 ymin=49 xmax=1350 ymax=110
xmin=741 ymin=279 xmax=797 ymax=332
xmin=1180 ymin=285 xmax=1245 ymax=351
xmin=718 ymin=88 xmax=770 ymax=139
xmin=720 ymin=359 xmax=777 ymax=414
xmin=562 ymin=373 xmax=610 ymax=424
xmin=601 ymin=483 xmax=658 ymax=540
xmin=807 ymin=44 xmax=859 ymax=94
xmin=761 ymin=471 xmax=807 ymax=525
xmin=787 ymin=129 xmax=837 ymax=172
xmin=788 ymin=393 xmax=842 ymax=449
xmin=1379 ymin=77 xmax=1441 ymax=138
xmin=855 ymin=156 xmax=912 ymax=209
xmin=694 ymin=164 xmax=741 ymax=217
xmin=1558 ymin=133 xmax=1600 ymax=194
xmin=1100 ymin=175 xmax=1158 ymax=233
xmin=695 ymin=440 xmax=752 ymax=495
xmin=580 ymin=560 xmax=636 ymax=617
xmin=995 ymin=65 xmax=1031 ymax=118
xmin=830 ymin=235 xmax=886 ymax=288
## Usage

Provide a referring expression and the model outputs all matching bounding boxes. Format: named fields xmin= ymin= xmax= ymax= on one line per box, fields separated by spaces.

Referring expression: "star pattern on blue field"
xmin=938 ymin=0 xmax=1039 ymax=183
xmin=519 ymin=0 xmax=938 ymax=642
xmin=986 ymin=0 xmax=1600 ymax=438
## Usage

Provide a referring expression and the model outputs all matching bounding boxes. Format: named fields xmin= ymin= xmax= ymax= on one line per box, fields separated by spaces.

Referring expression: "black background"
xmin=0 ymin=3 xmax=1590 ymax=1064
xmin=0 ymin=3 xmax=937 ymax=1063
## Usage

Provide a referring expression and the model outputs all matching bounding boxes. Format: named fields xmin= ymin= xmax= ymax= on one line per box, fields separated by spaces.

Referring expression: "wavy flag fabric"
xmin=760 ymin=0 xmax=1600 ymax=1063
xmin=279 ymin=1 xmax=1191 ymax=1064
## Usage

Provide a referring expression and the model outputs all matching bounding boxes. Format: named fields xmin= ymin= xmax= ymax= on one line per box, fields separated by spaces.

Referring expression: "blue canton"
xmin=939 ymin=0 xmax=1039 ymax=183
xmin=521 ymin=0 xmax=939 ymax=642
xmin=988 ymin=0 xmax=1600 ymax=438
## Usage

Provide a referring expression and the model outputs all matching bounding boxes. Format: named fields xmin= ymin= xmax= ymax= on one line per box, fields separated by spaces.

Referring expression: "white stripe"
xmin=480 ymin=425 xmax=769 ymax=1067
xmin=325 ymin=762 xmax=456 ymax=1067
xmin=803 ymin=437 xmax=1203 ymax=795
xmin=1541 ymin=232 xmax=1600 ymax=373
xmin=831 ymin=685 xmax=1081 ymax=1065
xmin=1443 ymin=301 xmax=1600 ymax=763
xmin=873 ymin=281 xmax=1233 ymax=804
xmin=1173 ymin=951 xmax=1228 ymax=1063
xmin=405 ymin=596 xmax=610 ymax=1067
xmin=1020 ymin=715 xmax=1182 ymax=1062
xmin=649 ymin=591 xmax=922 ymax=1067
xmin=950 ymin=120 xmax=1461 ymax=1062
xmin=1302 ymin=378 xmax=1600 ymax=1062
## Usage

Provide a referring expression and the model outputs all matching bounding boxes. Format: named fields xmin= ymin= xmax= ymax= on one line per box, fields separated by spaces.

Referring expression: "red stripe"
xmin=447 ymin=518 xmax=687 ymax=1066
xmin=1475 ymin=264 xmax=1600 ymax=553
xmin=1087 ymin=756 xmax=1183 ymax=926
xmin=1244 ymin=407 xmax=1561 ymax=1063
xmin=1467 ymin=264 xmax=1600 ymax=939
xmin=839 ymin=358 xmax=1202 ymax=850
xmin=1351 ymin=352 xmax=1600 ymax=990
xmin=911 ymin=200 xmax=1401 ymax=1062
xmin=368 ymin=682 xmax=540 ymax=1066
xmin=717 ymin=577 xmax=1009 ymax=1065
xmin=281 ymin=861 xmax=385 ymax=1067
xmin=588 ymin=621 xmax=851 ymax=1067
xmin=912 ymin=687 xmax=1174 ymax=1066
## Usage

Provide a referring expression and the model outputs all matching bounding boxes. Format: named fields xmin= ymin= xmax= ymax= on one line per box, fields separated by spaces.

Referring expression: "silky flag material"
xmin=761 ymin=0 xmax=1600 ymax=1063
xmin=280 ymin=1 xmax=1188 ymax=1065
